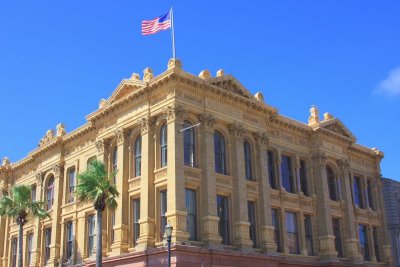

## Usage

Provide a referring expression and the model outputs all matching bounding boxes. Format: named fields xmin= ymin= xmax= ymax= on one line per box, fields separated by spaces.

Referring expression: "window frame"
xmin=285 ymin=211 xmax=299 ymax=254
xmin=183 ymin=120 xmax=196 ymax=167
xmin=87 ymin=215 xmax=96 ymax=257
xmin=160 ymin=123 xmax=168 ymax=167
xmin=66 ymin=221 xmax=73 ymax=260
xmin=267 ymin=150 xmax=278 ymax=189
xmin=281 ymin=155 xmax=294 ymax=193
xmin=243 ymin=140 xmax=253 ymax=180
xmin=160 ymin=189 xmax=167 ymax=240
xmin=327 ymin=166 xmax=339 ymax=201
xmin=248 ymin=201 xmax=257 ymax=247
xmin=133 ymin=198 xmax=140 ymax=245
xmin=44 ymin=228 xmax=52 ymax=264
xmin=214 ymin=131 xmax=227 ymax=175
xmin=67 ymin=167 xmax=76 ymax=203
xmin=217 ymin=195 xmax=230 ymax=244
xmin=332 ymin=217 xmax=343 ymax=257
xmin=185 ymin=188 xmax=197 ymax=241
xmin=46 ymin=176 xmax=55 ymax=210
xmin=134 ymin=135 xmax=142 ymax=177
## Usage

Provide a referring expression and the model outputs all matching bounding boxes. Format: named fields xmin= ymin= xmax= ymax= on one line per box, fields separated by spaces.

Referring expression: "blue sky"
xmin=0 ymin=1 xmax=399 ymax=180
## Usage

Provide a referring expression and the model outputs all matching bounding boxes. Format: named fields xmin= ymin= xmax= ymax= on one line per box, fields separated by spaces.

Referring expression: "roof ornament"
xmin=143 ymin=67 xmax=154 ymax=82
xmin=130 ymin=73 xmax=140 ymax=81
xmin=199 ymin=69 xmax=211 ymax=79
xmin=99 ymin=98 xmax=107 ymax=109
xmin=216 ymin=69 xmax=224 ymax=77
xmin=168 ymin=58 xmax=182 ymax=70
xmin=254 ymin=92 xmax=264 ymax=103
xmin=308 ymin=105 xmax=320 ymax=126
xmin=323 ymin=112 xmax=334 ymax=121
xmin=56 ymin=123 xmax=66 ymax=137
xmin=1 ymin=157 xmax=10 ymax=167
xmin=38 ymin=129 xmax=55 ymax=147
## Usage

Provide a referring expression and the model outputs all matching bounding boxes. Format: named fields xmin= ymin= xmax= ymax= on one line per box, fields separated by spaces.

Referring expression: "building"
xmin=382 ymin=178 xmax=400 ymax=267
xmin=0 ymin=59 xmax=393 ymax=267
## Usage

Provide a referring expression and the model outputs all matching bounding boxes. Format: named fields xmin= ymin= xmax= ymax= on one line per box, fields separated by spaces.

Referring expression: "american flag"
xmin=142 ymin=11 xmax=171 ymax=35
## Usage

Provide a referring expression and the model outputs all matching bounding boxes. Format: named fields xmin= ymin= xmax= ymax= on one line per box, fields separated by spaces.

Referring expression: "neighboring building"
xmin=0 ymin=59 xmax=394 ymax=267
xmin=383 ymin=178 xmax=400 ymax=267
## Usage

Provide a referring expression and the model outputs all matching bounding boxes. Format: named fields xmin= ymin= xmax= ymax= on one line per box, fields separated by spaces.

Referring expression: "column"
xmin=47 ymin=164 xmax=63 ymax=266
xmin=0 ymin=180 xmax=10 ymax=267
xmin=95 ymin=139 xmax=110 ymax=256
xmin=136 ymin=117 xmax=156 ymax=250
xmin=311 ymin=151 xmax=337 ymax=261
xmin=295 ymin=156 xmax=302 ymax=194
xmin=111 ymin=129 xmax=130 ymax=254
xmin=253 ymin=132 xmax=276 ymax=254
xmin=165 ymin=106 xmax=189 ymax=243
xmin=367 ymin=225 xmax=377 ymax=262
xmin=228 ymin=124 xmax=252 ymax=250
xmin=198 ymin=114 xmax=221 ymax=247
xmin=337 ymin=159 xmax=361 ymax=262
xmin=76 ymin=215 xmax=87 ymax=262
xmin=298 ymin=211 xmax=308 ymax=255
xmin=363 ymin=178 xmax=370 ymax=209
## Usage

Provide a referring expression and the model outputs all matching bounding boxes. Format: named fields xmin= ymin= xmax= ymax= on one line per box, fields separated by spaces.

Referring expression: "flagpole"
xmin=170 ymin=7 xmax=176 ymax=59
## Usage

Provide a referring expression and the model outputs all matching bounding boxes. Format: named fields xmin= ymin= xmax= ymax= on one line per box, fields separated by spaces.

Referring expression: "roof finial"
xmin=308 ymin=105 xmax=320 ymax=126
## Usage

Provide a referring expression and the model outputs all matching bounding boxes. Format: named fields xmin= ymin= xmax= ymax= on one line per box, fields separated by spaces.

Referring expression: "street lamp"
xmin=165 ymin=223 xmax=173 ymax=267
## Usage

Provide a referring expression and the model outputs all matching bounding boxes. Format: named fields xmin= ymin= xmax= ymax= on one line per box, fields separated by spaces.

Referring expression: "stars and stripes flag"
xmin=141 ymin=11 xmax=171 ymax=35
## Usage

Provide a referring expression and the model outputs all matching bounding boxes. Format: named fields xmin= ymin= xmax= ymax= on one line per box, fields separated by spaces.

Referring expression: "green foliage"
xmin=0 ymin=184 xmax=49 ymax=224
xmin=75 ymin=159 xmax=119 ymax=211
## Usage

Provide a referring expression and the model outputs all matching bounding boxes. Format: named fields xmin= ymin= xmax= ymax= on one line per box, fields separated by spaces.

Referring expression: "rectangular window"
xmin=332 ymin=218 xmax=343 ymax=257
xmin=68 ymin=168 xmax=75 ymax=203
xmin=285 ymin=211 xmax=299 ymax=254
xmin=359 ymin=224 xmax=370 ymax=261
xmin=31 ymin=184 xmax=36 ymax=201
xmin=88 ymin=215 xmax=96 ymax=257
xmin=27 ymin=233 xmax=33 ymax=265
xmin=66 ymin=221 xmax=73 ymax=260
xmin=304 ymin=215 xmax=314 ymax=255
xmin=354 ymin=176 xmax=365 ymax=208
xmin=160 ymin=190 xmax=167 ymax=240
xmin=299 ymin=160 xmax=309 ymax=196
xmin=267 ymin=151 xmax=277 ymax=189
xmin=372 ymin=227 xmax=381 ymax=262
xmin=45 ymin=228 xmax=51 ymax=264
xmin=11 ymin=237 xmax=17 ymax=267
xmin=217 ymin=195 xmax=230 ymax=244
xmin=133 ymin=198 xmax=140 ymax=245
xmin=281 ymin=155 xmax=294 ymax=193
xmin=248 ymin=201 xmax=257 ymax=248
xmin=271 ymin=208 xmax=282 ymax=252
xmin=367 ymin=180 xmax=374 ymax=210
xmin=185 ymin=189 xmax=197 ymax=241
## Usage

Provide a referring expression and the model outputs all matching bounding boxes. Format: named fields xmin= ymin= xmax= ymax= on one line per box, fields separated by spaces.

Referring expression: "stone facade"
xmin=0 ymin=59 xmax=393 ymax=267
xmin=382 ymin=178 xmax=400 ymax=267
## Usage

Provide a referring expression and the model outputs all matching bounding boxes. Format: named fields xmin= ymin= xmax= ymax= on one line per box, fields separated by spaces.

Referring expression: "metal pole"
xmin=167 ymin=235 xmax=171 ymax=267
xmin=170 ymin=7 xmax=176 ymax=59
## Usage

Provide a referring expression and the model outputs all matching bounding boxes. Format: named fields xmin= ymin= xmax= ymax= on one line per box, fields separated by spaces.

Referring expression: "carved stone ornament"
xmin=228 ymin=123 xmax=245 ymax=137
xmin=168 ymin=58 xmax=182 ymax=70
xmin=115 ymin=129 xmax=128 ymax=145
xmin=139 ymin=117 xmax=156 ymax=133
xmin=216 ymin=69 xmax=224 ymax=77
xmin=38 ymin=129 xmax=55 ymax=147
xmin=98 ymin=98 xmax=107 ymax=109
xmin=198 ymin=114 xmax=215 ymax=129
xmin=1 ymin=157 xmax=10 ymax=167
xmin=308 ymin=105 xmax=320 ymax=126
xmin=323 ymin=112 xmax=334 ymax=121
xmin=143 ymin=67 xmax=154 ymax=82
xmin=253 ymin=132 xmax=268 ymax=145
xmin=311 ymin=151 xmax=327 ymax=164
xmin=164 ymin=105 xmax=184 ymax=122
xmin=337 ymin=159 xmax=350 ymax=170
xmin=199 ymin=69 xmax=211 ymax=79
xmin=372 ymin=148 xmax=384 ymax=158
xmin=56 ymin=123 xmax=66 ymax=137
xmin=254 ymin=92 xmax=264 ymax=102
xmin=95 ymin=139 xmax=105 ymax=153
xmin=130 ymin=73 xmax=140 ymax=81
xmin=52 ymin=164 xmax=61 ymax=175
xmin=35 ymin=172 xmax=43 ymax=185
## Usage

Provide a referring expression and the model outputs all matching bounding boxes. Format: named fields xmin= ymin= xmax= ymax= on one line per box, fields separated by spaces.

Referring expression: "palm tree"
xmin=75 ymin=159 xmax=119 ymax=267
xmin=0 ymin=184 xmax=49 ymax=267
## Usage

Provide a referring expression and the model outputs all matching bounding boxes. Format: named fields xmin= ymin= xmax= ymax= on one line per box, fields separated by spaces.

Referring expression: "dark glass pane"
xmin=332 ymin=218 xmax=343 ymax=257
xmin=217 ymin=195 xmax=229 ymax=244
xmin=285 ymin=212 xmax=299 ymax=254
xmin=214 ymin=132 xmax=226 ymax=174
xmin=359 ymin=224 xmax=370 ymax=261
xmin=248 ymin=201 xmax=257 ymax=247
xmin=271 ymin=208 xmax=282 ymax=252
xmin=135 ymin=136 xmax=142 ymax=177
xmin=268 ymin=151 xmax=277 ymax=189
xmin=304 ymin=215 xmax=314 ymax=255
xmin=160 ymin=124 xmax=168 ymax=167
xmin=281 ymin=156 xmax=294 ymax=193
xmin=183 ymin=121 xmax=195 ymax=167
xmin=133 ymin=198 xmax=140 ymax=245
xmin=160 ymin=190 xmax=167 ymax=239
xmin=327 ymin=167 xmax=338 ymax=201
xmin=300 ymin=160 xmax=309 ymax=196
xmin=244 ymin=140 xmax=252 ymax=180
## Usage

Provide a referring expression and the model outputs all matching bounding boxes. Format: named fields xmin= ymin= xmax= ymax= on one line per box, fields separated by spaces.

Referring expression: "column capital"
xmin=35 ymin=172 xmax=43 ymax=185
xmin=337 ymin=158 xmax=350 ymax=170
xmin=228 ymin=123 xmax=245 ymax=138
xmin=52 ymin=163 xmax=62 ymax=176
xmin=115 ymin=128 xmax=129 ymax=146
xmin=252 ymin=132 xmax=268 ymax=145
xmin=138 ymin=117 xmax=156 ymax=134
xmin=198 ymin=113 xmax=215 ymax=130
xmin=164 ymin=105 xmax=184 ymax=122
xmin=95 ymin=139 xmax=109 ymax=154
xmin=311 ymin=151 xmax=327 ymax=165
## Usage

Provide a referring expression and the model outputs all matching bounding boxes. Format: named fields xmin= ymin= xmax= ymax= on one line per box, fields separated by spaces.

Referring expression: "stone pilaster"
xmin=299 ymin=211 xmax=308 ymax=255
xmin=276 ymin=150 xmax=283 ymax=189
xmin=47 ymin=164 xmax=63 ymax=267
xmin=110 ymin=129 xmax=129 ymax=255
xmin=295 ymin=156 xmax=302 ymax=194
xmin=337 ymin=159 xmax=362 ymax=262
xmin=136 ymin=117 xmax=156 ymax=250
xmin=228 ymin=124 xmax=252 ymax=250
xmin=198 ymin=114 xmax=222 ymax=247
xmin=165 ymin=106 xmax=189 ymax=244
xmin=253 ymin=132 xmax=276 ymax=254
xmin=312 ymin=151 xmax=338 ymax=262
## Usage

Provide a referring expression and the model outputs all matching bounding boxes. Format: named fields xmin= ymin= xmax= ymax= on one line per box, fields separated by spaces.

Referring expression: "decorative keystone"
xmin=308 ymin=105 xmax=320 ymax=126
xmin=99 ymin=98 xmax=107 ymax=109
xmin=323 ymin=112 xmax=334 ymax=121
xmin=143 ymin=67 xmax=154 ymax=82
xmin=254 ymin=92 xmax=264 ymax=102
xmin=56 ymin=123 xmax=66 ymax=137
xmin=1 ymin=157 xmax=10 ymax=167
xmin=199 ymin=70 xmax=211 ymax=79
xmin=130 ymin=73 xmax=140 ymax=81
xmin=216 ymin=69 xmax=224 ymax=77
xmin=168 ymin=58 xmax=182 ymax=70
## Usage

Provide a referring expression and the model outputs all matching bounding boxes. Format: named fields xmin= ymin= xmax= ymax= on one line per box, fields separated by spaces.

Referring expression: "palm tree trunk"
xmin=96 ymin=209 xmax=102 ymax=267
xmin=18 ymin=223 xmax=23 ymax=267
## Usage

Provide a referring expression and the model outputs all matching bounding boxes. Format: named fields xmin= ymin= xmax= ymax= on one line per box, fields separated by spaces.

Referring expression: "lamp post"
xmin=165 ymin=223 xmax=173 ymax=267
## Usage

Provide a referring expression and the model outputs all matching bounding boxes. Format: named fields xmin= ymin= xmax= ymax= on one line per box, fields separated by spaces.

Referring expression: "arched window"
xmin=214 ymin=131 xmax=226 ymax=174
xmin=68 ymin=168 xmax=75 ymax=203
xmin=160 ymin=123 xmax=168 ymax=167
xmin=183 ymin=121 xmax=195 ymax=167
xmin=327 ymin=166 xmax=338 ymax=201
xmin=113 ymin=146 xmax=118 ymax=183
xmin=134 ymin=135 xmax=142 ymax=177
xmin=47 ymin=176 xmax=55 ymax=210
xmin=243 ymin=140 xmax=253 ymax=180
